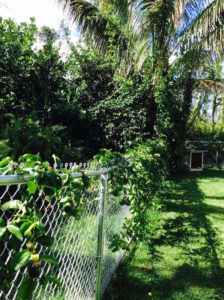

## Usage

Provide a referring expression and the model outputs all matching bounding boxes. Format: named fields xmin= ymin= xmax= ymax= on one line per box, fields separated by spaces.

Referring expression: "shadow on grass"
xmin=104 ymin=170 xmax=224 ymax=300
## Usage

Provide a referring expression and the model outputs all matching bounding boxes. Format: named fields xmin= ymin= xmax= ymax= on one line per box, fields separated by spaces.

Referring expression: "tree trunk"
xmin=211 ymin=93 xmax=217 ymax=131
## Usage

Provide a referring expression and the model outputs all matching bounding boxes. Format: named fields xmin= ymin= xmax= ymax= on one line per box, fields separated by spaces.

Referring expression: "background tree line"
xmin=1 ymin=0 xmax=224 ymax=171
xmin=0 ymin=17 xmax=155 ymax=162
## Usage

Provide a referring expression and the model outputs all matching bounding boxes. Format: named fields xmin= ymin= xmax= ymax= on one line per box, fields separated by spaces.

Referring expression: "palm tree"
xmin=57 ymin=0 xmax=224 ymax=169
xmin=194 ymin=58 xmax=224 ymax=130
xmin=57 ymin=0 xmax=224 ymax=68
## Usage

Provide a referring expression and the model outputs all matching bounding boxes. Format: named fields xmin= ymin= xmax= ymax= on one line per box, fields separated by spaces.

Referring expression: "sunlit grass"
xmin=104 ymin=169 xmax=224 ymax=300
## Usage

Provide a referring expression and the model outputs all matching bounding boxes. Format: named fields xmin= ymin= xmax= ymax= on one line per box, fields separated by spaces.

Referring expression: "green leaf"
xmin=17 ymin=277 xmax=36 ymax=300
xmin=37 ymin=235 xmax=54 ymax=247
xmin=0 ymin=227 xmax=6 ymax=238
xmin=20 ymin=154 xmax=41 ymax=162
xmin=7 ymin=224 xmax=23 ymax=240
xmin=43 ymin=275 xmax=61 ymax=288
xmin=10 ymin=250 xmax=32 ymax=271
xmin=0 ymin=157 xmax=11 ymax=168
xmin=24 ymin=223 xmax=37 ymax=238
xmin=20 ymin=222 xmax=32 ymax=234
xmin=52 ymin=154 xmax=61 ymax=168
xmin=38 ymin=172 xmax=62 ymax=190
xmin=40 ymin=255 xmax=59 ymax=267
xmin=0 ymin=218 xmax=5 ymax=227
xmin=28 ymin=181 xmax=37 ymax=195
xmin=60 ymin=196 xmax=70 ymax=203
xmin=1 ymin=200 xmax=24 ymax=211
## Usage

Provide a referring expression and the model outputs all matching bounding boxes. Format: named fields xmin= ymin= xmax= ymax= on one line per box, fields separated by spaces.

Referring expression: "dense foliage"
xmin=1 ymin=16 xmax=223 ymax=169
xmin=0 ymin=154 xmax=91 ymax=297
xmin=0 ymin=139 xmax=167 ymax=298
xmin=1 ymin=0 xmax=224 ymax=297
xmin=58 ymin=0 xmax=224 ymax=171
xmin=0 ymin=18 xmax=155 ymax=162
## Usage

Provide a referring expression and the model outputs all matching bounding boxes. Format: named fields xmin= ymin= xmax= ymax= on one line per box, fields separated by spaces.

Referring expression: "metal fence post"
xmin=95 ymin=172 xmax=108 ymax=300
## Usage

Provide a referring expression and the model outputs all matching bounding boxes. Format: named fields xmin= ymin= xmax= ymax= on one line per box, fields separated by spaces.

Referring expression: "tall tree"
xmin=57 ymin=0 xmax=224 ymax=170
xmin=194 ymin=58 xmax=224 ymax=131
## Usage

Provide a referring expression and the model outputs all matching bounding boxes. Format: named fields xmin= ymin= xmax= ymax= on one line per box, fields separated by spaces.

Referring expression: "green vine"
xmin=0 ymin=154 xmax=90 ymax=298
xmin=93 ymin=140 xmax=167 ymax=251
xmin=0 ymin=141 xmax=167 ymax=298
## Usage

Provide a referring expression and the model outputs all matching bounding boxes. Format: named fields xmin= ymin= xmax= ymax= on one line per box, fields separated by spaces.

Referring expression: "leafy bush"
xmin=0 ymin=154 xmax=90 ymax=297
xmin=93 ymin=140 xmax=167 ymax=249
xmin=0 ymin=140 xmax=167 ymax=297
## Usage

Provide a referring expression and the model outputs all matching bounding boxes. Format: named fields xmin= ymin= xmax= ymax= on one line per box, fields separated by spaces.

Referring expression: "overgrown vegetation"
xmin=1 ymin=0 xmax=224 ymax=297
xmin=0 ymin=154 xmax=91 ymax=297
xmin=0 ymin=140 xmax=167 ymax=298
xmin=0 ymin=17 xmax=155 ymax=162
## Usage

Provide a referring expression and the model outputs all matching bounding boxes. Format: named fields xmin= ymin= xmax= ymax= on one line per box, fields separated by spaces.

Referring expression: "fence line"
xmin=0 ymin=166 xmax=130 ymax=299
xmin=0 ymin=166 xmax=115 ymax=186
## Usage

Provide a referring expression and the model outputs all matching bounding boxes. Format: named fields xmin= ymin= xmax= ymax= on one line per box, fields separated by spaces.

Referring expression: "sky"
xmin=0 ymin=0 xmax=80 ymax=44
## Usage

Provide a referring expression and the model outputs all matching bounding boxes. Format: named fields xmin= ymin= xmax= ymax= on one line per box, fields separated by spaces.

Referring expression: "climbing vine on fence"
xmin=0 ymin=154 xmax=90 ymax=298
xmin=93 ymin=140 xmax=167 ymax=251
xmin=0 ymin=140 xmax=167 ymax=298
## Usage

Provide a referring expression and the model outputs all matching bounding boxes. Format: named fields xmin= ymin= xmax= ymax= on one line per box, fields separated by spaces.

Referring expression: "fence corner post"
xmin=95 ymin=172 xmax=108 ymax=300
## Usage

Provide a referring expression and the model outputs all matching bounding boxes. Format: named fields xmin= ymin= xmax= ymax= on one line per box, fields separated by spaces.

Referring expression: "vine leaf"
xmin=1 ymin=200 xmax=24 ymax=212
xmin=28 ymin=181 xmax=37 ymax=195
xmin=24 ymin=223 xmax=38 ymax=238
xmin=40 ymin=255 xmax=59 ymax=267
xmin=37 ymin=235 xmax=54 ymax=247
xmin=52 ymin=154 xmax=61 ymax=168
xmin=0 ymin=157 xmax=11 ymax=168
xmin=17 ymin=277 xmax=36 ymax=300
xmin=10 ymin=250 xmax=32 ymax=271
xmin=7 ymin=224 xmax=23 ymax=241
xmin=20 ymin=154 xmax=41 ymax=162
xmin=0 ymin=218 xmax=6 ymax=238
xmin=0 ymin=227 xmax=6 ymax=238
xmin=20 ymin=222 xmax=32 ymax=234
xmin=43 ymin=275 xmax=61 ymax=288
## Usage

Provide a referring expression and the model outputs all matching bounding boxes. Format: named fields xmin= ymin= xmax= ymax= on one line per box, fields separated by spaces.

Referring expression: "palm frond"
xmin=195 ymin=78 xmax=224 ymax=93
xmin=57 ymin=0 xmax=146 ymax=74
xmin=57 ymin=0 xmax=107 ymax=51
xmin=176 ymin=0 xmax=224 ymax=53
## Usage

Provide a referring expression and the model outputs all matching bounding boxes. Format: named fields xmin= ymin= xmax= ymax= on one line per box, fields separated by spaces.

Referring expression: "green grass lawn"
xmin=104 ymin=169 xmax=224 ymax=300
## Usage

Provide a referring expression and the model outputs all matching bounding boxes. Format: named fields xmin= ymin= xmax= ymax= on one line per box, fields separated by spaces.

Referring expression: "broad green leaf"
xmin=0 ymin=227 xmax=6 ymax=238
xmin=20 ymin=154 xmax=41 ymax=162
xmin=37 ymin=235 xmax=54 ymax=247
xmin=0 ymin=157 xmax=11 ymax=168
xmin=17 ymin=277 xmax=36 ymax=300
xmin=23 ymin=161 xmax=40 ymax=168
xmin=1 ymin=200 xmax=24 ymax=211
xmin=43 ymin=275 xmax=61 ymax=288
xmin=39 ymin=172 xmax=62 ymax=190
xmin=40 ymin=255 xmax=59 ymax=267
xmin=20 ymin=222 xmax=32 ymax=234
xmin=24 ymin=223 xmax=37 ymax=238
xmin=0 ymin=218 xmax=5 ymax=227
xmin=7 ymin=224 xmax=23 ymax=240
xmin=28 ymin=181 xmax=37 ymax=195
xmin=10 ymin=250 xmax=32 ymax=271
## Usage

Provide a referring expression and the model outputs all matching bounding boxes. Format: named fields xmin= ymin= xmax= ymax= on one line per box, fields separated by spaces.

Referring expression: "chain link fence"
xmin=0 ymin=165 xmax=130 ymax=299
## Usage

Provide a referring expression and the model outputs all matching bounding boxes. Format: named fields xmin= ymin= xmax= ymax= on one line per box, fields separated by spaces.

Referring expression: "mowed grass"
xmin=104 ymin=169 xmax=224 ymax=300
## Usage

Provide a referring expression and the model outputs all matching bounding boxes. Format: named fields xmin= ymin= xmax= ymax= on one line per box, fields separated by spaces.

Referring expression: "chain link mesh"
xmin=101 ymin=180 xmax=130 ymax=294
xmin=0 ymin=168 xmax=130 ymax=299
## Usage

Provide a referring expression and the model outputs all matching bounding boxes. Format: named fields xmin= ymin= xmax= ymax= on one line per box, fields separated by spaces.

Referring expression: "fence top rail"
xmin=0 ymin=166 xmax=116 ymax=186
